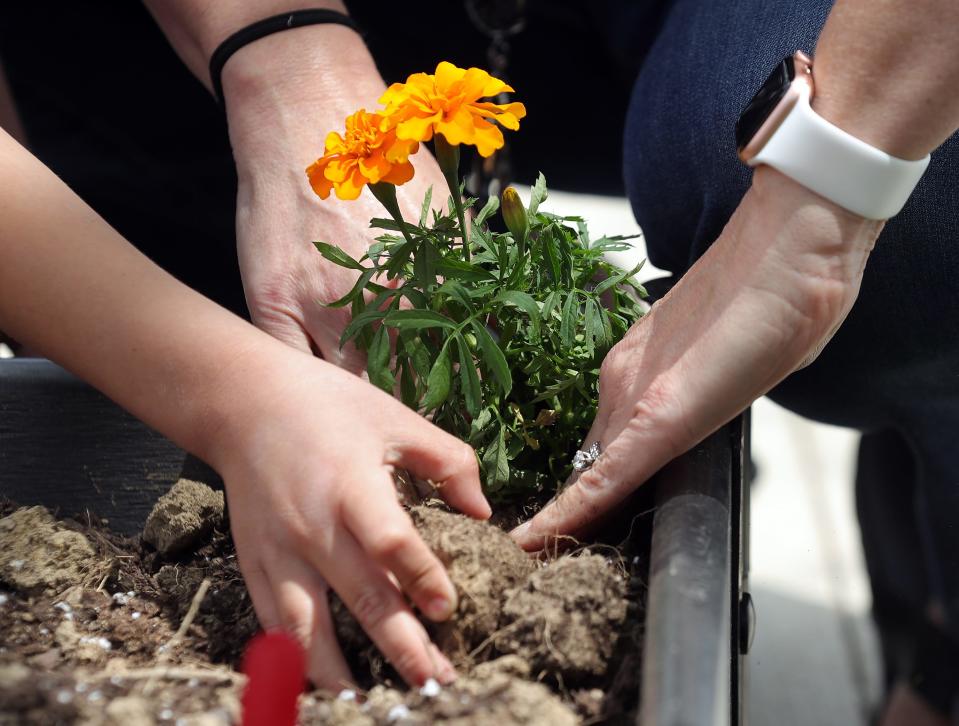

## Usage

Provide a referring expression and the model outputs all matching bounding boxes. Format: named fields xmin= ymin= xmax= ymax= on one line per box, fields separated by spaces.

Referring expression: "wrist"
xmin=749 ymin=165 xmax=884 ymax=250
xmin=223 ymin=23 xmax=384 ymax=181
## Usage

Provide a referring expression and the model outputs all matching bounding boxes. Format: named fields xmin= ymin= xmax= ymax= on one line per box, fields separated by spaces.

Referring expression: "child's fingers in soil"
xmin=342 ymin=473 xmax=457 ymax=621
xmin=312 ymin=527 xmax=456 ymax=686
xmin=264 ymin=555 xmax=352 ymax=689
xmin=384 ymin=415 xmax=491 ymax=520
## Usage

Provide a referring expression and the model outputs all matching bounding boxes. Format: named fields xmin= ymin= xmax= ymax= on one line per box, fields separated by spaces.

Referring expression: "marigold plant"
xmin=379 ymin=61 xmax=527 ymax=158
xmin=305 ymin=63 xmax=646 ymax=498
xmin=306 ymin=108 xmax=417 ymax=201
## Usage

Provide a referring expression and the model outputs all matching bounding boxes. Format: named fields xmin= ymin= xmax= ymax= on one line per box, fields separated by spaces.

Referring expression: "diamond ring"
xmin=572 ymin=442 xmax=602 ymax=472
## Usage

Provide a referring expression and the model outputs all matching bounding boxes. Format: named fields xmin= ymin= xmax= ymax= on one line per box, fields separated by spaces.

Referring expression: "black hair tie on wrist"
xmin=208 ymin=9 xmax=362 ymax=106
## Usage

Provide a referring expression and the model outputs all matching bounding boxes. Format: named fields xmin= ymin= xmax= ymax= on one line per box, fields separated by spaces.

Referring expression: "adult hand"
xmin=221 ymin=25 xmax=446 ymax=373
xmin=512 ymin=167 xmax=883 ymax=549
xmin=207 ymin=347 xmax=491 ymax=689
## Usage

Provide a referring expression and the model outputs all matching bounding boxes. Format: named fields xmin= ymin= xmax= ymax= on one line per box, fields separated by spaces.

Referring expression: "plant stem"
xmin=433 ymin=134 xmax=471 ymax=262
xmin=368 ymin=182 xmax=416 ymax=247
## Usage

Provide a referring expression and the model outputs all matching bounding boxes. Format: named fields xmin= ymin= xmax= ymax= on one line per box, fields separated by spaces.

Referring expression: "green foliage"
xmin=316 ymin=174 xmax=647 ymax=499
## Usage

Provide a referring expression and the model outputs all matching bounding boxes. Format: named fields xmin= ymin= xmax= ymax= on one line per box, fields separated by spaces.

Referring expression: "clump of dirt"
xmin=498 ymin=554 xmax=628 ymax=682
xmin=301 ymin=661 xmax=578 ymax=726
xmin=409 ymin=506 xmax=535 ymax=660
xmin=0 ymin=499 xmax=241 ymax=726
xmin=143 ymin=479 xmax=224 ymax=557
xmin=0 ymin=507 xmax=101 ymax=594
xmin=0 ymin=478 xmax=649 ymax=725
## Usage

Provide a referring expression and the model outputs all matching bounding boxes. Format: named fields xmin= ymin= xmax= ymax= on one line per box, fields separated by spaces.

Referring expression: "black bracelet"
xmin=208 ymin=9 xmax=362 ymax=106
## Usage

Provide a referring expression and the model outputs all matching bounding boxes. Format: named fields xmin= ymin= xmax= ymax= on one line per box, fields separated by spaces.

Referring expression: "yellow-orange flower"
xmin=307 ymin=108 xmax=418 ymax=201
xmin=379 ymin=61 xmax=526 ymax=158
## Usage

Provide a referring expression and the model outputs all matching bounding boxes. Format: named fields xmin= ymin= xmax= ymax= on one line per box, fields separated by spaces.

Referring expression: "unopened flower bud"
xmin=501 ymin=186 xmax=529 ymax=244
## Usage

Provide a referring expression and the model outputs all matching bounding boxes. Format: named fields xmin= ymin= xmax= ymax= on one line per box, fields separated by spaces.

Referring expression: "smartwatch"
xmin=735 ymin=51 xmax=930 ymax=220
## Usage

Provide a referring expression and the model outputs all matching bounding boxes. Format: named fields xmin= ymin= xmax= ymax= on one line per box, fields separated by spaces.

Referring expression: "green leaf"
xmin=383 ymin=309 xmax=457 ymax=331
xmin=530 ymin=376 xmax=578 ymax=403
xmin=413 ymin=240 xmax=440 ymax=289
xmin=421 ymin=343 xmax=452 ymax=411
xmin=399 ymin=358 xmax=417 ymax=407
xmin=529 ymin=172 xmax=548 ymax=216
xmin=435 ymin=257 xmax=496 ymax=282
xmin=481 ymin=424 xmax=510 ymax=490
xmin=543 ymin=237 xmax=561 ymax=283
xmin=585 ymin=298 xmax=609 ymax=353
xmin=313 ymin=242 xmax=365 ymax=271
xmin=385 ymin=239 xmax=417 ymax=278
xmin=340 ymin=309 xmax=387 ymax=347
xmin=438 ymin=280 xmax=475 ymax=312
xmin=592 ymin=261 xmax=645 ymax=295
xmin=468 ymin=407 xmax=494 ymax=445
xmin=560 ymin=291 xmax=578 ymax=347
xmin=492 ymin=290 xmax=541 ymax=339
xmin=542 ymin=290 xmax=561 ymax=319
xmin=403 ymin=331 xmax=433 ymax=381
xmin=454 ymin=333 xmax=482 ymax=417
xmin=323 ymin=267 xmax=376 ymax=308
xmin=470 ymin=319 xmax=512 ymax=396
xmin=370 ymin=217 xmax=403 ymax=231
xmin=367 ymin=324 xmax=394 ymax=392
xmin=474 ymin=195 xmax=500 ymax=226
xmin=419 ymin=185 xmax=433 ymax=227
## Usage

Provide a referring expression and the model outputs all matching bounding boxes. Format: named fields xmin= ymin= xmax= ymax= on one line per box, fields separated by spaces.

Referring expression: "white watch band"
xmin=748 ymin=84 xmax=930 ymax=220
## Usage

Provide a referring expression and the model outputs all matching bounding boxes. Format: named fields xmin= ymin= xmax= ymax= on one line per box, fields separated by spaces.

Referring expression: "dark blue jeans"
xmin=617 ymin=0 xmax=959 ymax=703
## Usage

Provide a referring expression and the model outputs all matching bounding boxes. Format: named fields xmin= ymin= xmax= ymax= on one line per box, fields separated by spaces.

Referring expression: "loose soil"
xmin=0 ymin=478 xmax=650 ymax=725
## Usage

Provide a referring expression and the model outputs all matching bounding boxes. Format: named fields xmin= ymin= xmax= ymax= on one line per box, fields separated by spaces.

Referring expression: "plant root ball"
xmin=0 ymin=506 xmax=97 ymax=593
xmin=497 ymin=554 xmax=628 ymax=682
xmin=409 ymin=506 xmax=535 ymax=658
xmin=143 ymin=479 xmax=224 ymax=557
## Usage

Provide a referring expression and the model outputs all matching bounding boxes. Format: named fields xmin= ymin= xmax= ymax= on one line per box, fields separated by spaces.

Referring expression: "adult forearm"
xmin=814 ymin=0 xmax=959 ymax=160
xmin=0 ymin=130 xmax=277 ymax=461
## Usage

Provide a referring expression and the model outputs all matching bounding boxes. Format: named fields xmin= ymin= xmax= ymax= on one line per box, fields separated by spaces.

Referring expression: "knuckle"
xmin=403 ymin=557 xmax=444 ymax=598
xmin=625 ymin=384 xmax=694 ymax=463
xmin=368 ymin=526 xmax=413 ymax=563
xmin=453 ymin=443 xmax=480 ymax=479
xmin=351 ymin=586 xmax=392 ymax=631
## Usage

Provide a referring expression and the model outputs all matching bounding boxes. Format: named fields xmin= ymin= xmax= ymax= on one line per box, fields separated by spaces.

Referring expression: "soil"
xmin=0 ymin=479 xmax=650 ymax=725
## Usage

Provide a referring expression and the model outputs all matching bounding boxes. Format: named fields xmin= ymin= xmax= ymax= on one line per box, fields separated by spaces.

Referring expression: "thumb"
xmin=251 ymin=308 xmax=315 ymax=356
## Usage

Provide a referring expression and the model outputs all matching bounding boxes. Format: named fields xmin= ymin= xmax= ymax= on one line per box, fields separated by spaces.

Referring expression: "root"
xmin=159 ymin=577 xmax=210 ymax=658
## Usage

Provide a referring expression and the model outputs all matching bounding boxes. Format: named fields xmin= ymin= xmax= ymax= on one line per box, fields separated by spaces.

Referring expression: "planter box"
xmin=0 ymin=358 xmax=751 ymax=725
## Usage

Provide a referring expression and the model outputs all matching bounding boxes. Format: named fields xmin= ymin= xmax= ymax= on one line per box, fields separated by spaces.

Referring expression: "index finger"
xmin=509 ymin=433 xmax=648 ymax=551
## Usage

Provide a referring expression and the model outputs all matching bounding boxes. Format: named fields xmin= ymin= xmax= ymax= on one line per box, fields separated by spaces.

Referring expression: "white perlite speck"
xmin=387 ymin=704 xmax=411 ymax=722
xmin=337 ymin=689 xmax=357 ymax=702
xmin=419 ymin=678 xmax=441 ymax=697
xmin=0 ymin=593 xmax=8 ymax=606
xmin=53 ymin=601 xmax=74 ymax=620
xmin=80 ymin=636 xmax=112 ymax=651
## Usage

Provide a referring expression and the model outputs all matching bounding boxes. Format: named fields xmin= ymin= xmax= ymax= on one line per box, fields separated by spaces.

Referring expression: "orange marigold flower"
xmin=379 ymin=61 xmax=526 ymax=158
xmin=306 ymin=108 xmax=418 ymax=201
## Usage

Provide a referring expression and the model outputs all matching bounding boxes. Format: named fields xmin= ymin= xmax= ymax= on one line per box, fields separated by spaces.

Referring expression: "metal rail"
xmin=640 ymin=417 xmax=748 ymax=726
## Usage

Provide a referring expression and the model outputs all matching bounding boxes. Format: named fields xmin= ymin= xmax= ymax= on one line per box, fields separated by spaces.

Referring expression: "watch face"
xmin=735 ymin=56 xmax=797 ymax=152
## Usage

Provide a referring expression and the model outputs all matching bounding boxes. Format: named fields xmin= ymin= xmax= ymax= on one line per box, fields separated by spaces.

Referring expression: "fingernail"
xmin=480 ymin=498 xmax=493 ymax=520
xmin=436 ymin=652 xmax=457 ymax=684
xmin=425 ymin=596 xmax=455 ymax=621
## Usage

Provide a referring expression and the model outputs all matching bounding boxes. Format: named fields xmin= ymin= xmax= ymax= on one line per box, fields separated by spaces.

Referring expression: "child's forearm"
xmin=0 ymin=128 xmax=277 ymax=460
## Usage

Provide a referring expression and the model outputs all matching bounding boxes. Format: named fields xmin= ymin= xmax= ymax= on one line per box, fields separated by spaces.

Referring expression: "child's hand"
xmin=206 ymin=349 xmax=490 ymax=689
